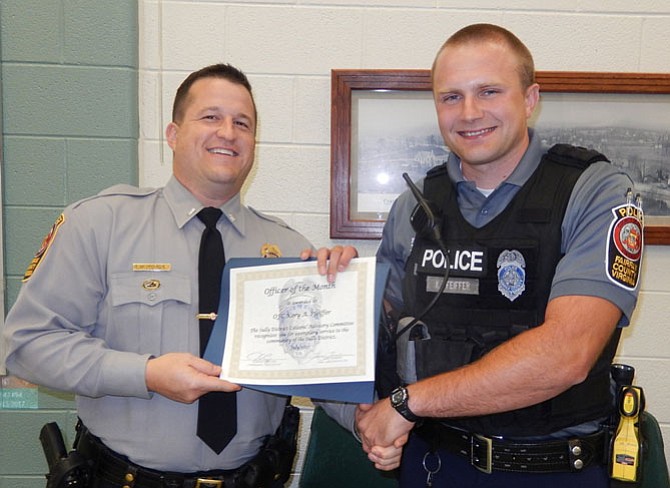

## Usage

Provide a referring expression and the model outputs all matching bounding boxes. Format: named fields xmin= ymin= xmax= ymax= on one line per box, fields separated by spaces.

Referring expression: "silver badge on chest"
xmin=497 ymin=249 xmax=526 ymax=301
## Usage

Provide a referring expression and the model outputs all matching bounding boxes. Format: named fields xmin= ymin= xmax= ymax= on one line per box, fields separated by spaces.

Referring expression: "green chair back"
xmin=639 ymin=411 xmax=670 ymax=488
xmin=299 ymin=406 xmax=398 ymax=488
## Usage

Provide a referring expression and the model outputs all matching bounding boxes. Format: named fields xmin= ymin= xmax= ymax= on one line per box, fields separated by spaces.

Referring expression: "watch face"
xmin=391 ymin=387 xmax=405 ymax=406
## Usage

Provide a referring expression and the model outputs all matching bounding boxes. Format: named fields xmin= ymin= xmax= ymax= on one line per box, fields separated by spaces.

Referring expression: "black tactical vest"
xmin=402 ymin=144 xmax=621 ymax=436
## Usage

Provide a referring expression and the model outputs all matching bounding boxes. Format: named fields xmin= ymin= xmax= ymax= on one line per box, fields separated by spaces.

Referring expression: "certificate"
xmin=203 ymin=257 xmax=388 ymax=403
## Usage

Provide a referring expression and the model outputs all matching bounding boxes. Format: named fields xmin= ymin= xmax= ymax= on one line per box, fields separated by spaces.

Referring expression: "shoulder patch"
xmin=606 ymin=193 xmax=644 ymax=290
xmin=23 ymin=213 xmax=66 ymax=282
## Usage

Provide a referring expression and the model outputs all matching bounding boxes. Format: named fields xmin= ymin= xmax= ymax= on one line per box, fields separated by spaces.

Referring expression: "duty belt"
xmin=75 ymin=425 xmax=265 ymax=488
xmin=416 ymin=421 xmax=607 ymax=474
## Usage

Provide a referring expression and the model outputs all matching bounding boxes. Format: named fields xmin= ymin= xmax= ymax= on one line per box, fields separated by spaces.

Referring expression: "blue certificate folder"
xmin=203 ymin=257 xmax=390 ymax=404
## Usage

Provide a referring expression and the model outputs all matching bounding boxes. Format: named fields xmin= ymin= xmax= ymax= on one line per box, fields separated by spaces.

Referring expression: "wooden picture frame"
xmin=330 ymin=69 xmax=670 ymax=244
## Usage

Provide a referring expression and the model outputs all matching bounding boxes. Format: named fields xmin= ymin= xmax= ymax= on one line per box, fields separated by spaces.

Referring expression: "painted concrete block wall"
xmin=138 ymin=1 xmax=670 ymax=484
xmin=0 ymin=1 xmax=138 ymax=486
xmin=1 ymin=0 xmax=139 ymax=307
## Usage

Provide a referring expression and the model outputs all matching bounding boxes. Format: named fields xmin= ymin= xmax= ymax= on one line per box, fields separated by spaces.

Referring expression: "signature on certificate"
xmin=246 ymin=351 xmax=280 ymax=367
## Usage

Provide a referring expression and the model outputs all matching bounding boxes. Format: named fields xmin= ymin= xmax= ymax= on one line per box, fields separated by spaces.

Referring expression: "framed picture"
xmin=330 ymin=69 xmax=670 ymax=245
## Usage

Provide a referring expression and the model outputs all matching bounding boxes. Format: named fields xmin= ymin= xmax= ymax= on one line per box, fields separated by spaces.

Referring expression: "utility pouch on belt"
xmin=39 ymin=422 xmax=91 ymax=488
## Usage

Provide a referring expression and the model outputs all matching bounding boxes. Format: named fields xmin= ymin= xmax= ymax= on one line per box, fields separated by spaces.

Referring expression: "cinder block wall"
xmin=0 ymin=1 xmax=138 ymax=486
xmin=138 ymin=2 xmax=670 ymax=485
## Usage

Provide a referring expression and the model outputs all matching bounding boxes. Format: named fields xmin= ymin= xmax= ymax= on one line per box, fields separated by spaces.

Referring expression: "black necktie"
xmin=195 ymin=207 xmax=237 ymax=454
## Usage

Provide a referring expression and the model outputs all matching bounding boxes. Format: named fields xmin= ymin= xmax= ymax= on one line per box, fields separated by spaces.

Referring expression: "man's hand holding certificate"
xmin=204 ymin=256 xmax=389 ymax=403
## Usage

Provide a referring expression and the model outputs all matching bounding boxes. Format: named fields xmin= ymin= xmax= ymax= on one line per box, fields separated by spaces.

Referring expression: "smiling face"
xmin=166 ymin=77 xmax=256 ymax=206
xmin=432 ymin=40 xmax=539 ymax=186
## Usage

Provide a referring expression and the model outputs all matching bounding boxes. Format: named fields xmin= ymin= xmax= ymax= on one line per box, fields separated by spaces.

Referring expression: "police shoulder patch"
xmin=606 ymin=200 xmax=643 ymax=290
xmin=23 ymin=213 xmax=66 ymax=282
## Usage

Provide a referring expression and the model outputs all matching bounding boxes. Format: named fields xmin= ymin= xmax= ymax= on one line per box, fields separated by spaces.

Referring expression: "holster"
xmin=238 ymin=403 xmax=300 ymax=487
xmin=39 ymin=422 xmax=91 ymax=488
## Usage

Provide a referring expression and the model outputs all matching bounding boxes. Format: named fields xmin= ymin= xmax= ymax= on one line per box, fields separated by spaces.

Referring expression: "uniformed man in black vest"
xmin=356 ymin=24 xmax=644 ymax=488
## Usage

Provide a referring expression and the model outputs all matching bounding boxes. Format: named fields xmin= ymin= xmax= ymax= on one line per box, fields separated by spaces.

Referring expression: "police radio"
xmin=402 ymin=173 xmax=446 ymax=252
xmin=396 ymin=174 xmax=450 ymax=340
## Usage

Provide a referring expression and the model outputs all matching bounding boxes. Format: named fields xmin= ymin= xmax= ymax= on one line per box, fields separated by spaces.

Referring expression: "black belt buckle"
xmin=471 ymin=433 xmax=493 ymax=474
xmin=195 ymin=479 xmax=223 ymax=488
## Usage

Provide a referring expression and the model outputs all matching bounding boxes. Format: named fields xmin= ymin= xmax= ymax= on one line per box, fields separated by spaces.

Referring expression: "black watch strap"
xmin=390 ymin=386 xmax=420 ymax=422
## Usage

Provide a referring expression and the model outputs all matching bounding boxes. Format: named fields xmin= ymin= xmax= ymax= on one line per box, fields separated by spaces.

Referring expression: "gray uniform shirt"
xmin=4 ymin=176 xmax=318 ymax=471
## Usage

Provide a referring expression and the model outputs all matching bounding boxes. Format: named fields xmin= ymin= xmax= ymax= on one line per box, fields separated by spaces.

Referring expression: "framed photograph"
xmin=330 ymin=69 xmax=670 ymax=245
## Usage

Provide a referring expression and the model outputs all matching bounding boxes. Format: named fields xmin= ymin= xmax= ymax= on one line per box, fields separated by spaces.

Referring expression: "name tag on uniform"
xmin=426 ymin=276 xmax=479 ymax=295
xmin=132 ymin=263 xmax=172 ymax=272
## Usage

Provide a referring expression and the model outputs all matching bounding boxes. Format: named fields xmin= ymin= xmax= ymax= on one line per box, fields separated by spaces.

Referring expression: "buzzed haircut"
xmin=432 ymin=23 xmax=536 ymax=89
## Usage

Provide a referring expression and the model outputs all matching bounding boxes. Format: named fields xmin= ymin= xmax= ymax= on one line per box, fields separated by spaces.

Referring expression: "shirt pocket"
xmin=107 ymin=272 xmax=193 ymax=354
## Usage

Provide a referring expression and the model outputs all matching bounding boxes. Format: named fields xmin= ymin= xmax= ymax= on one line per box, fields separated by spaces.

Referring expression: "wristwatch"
xmin=390 ymin=386 xmax=420 ymax=422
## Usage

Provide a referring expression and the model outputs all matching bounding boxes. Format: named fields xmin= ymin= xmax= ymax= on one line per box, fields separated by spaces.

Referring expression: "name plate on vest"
xmin=426 ymin=276 xmax=479 ymax=295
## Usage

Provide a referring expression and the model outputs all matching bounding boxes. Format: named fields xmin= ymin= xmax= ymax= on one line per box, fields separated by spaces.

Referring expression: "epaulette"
xmin=70 ymin=184 xmax=159 ymax=209
xmin=97 ymin=184 xmax=159 ymax=197
xmin=248 ymin=206 xmax=292 ymax=230
xmin=425 ymin=162 xmax=449 ymax=179
xmin=545 ymin=143 xmax=609 ymax=169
